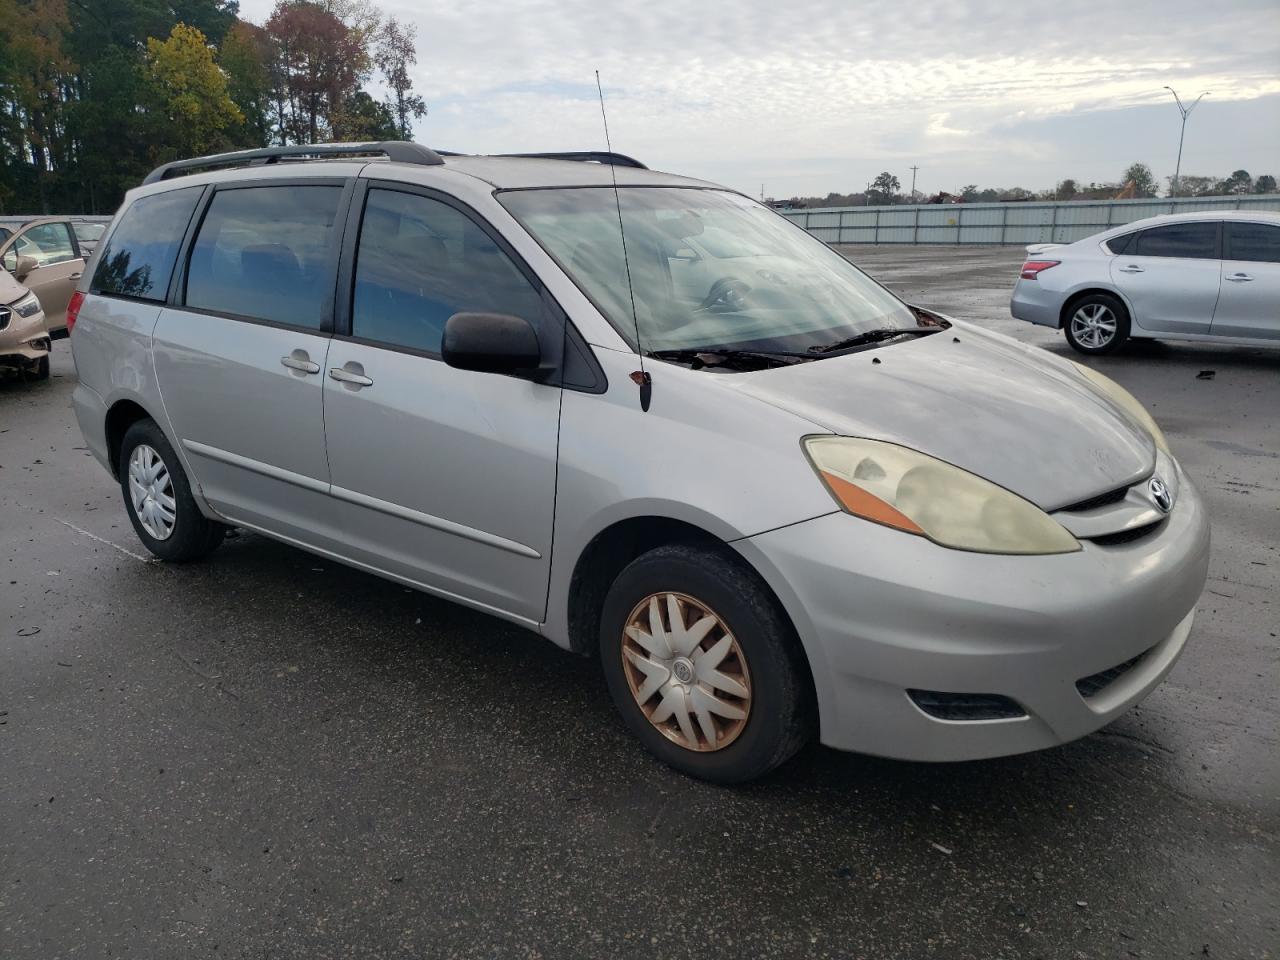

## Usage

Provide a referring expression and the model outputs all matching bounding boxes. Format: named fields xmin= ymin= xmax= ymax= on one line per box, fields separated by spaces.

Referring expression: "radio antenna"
xmin=595 ymin=70 xmax=650 ymax=411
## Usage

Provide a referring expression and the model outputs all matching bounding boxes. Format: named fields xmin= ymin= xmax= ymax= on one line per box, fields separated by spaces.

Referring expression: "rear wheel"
xmin=1063 ymin=293 xmax=1130 ymax=354
xmin=119 ymin=419 xmax=224 ymax=562
xmin=599 ymin=543 xmax=813 ymax=783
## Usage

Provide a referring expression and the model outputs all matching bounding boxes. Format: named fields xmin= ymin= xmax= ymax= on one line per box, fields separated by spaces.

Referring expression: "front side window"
xmin=1134 ymin=222 xmax=1218 ymax=259
xmin=185 ymin=185 xmax=344 ymax=329
xmin=19 ymin=222 xmax=77 ymax=266
xmin=1225 ymin=221 xmax=1280 ymax=263
xmin=92 ymin=188 xmax=202 ymax=301
xmin=499 ymin=187 xmax=918 ymax=354
xmin=351 ymin=188 xmax=544 ymax=354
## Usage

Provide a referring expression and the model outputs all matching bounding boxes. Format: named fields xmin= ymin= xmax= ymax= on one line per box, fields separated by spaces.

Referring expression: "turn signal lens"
xmin=1071 ymin=363 xmax=1169 ymax=454
xmin=1020 ymin=260 xmax=1060 ymax=280
xmin=803 ymin=437 xmax=1080 ymax=555
xmin=66 ymin=290 xmax=85 ymax=334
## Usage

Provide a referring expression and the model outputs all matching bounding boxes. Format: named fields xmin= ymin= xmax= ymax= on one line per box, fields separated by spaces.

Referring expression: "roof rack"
xmin=491 ymin=151 xmax=648 ymax=169
xmin=141 ymin=141 xmax=444 ymax=185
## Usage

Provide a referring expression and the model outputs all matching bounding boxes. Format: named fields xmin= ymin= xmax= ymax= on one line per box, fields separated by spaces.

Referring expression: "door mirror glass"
xmin=442 ymin=312 xmax=541 ymax=374
xmin=15 ymin=255 xmax=36 ymax=281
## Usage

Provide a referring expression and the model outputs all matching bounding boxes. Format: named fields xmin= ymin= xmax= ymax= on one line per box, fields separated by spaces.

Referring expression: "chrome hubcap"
xmin=127 ymin=444 xmax=176 ymax=541
xmin=621 ymin=592 xmax=752 ymax=752
xmin=1070 ymin=303 xmax=1117 ymax=348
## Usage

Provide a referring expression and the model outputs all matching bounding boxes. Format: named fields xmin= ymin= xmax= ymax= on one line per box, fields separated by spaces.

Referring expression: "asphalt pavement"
xmin=2 ymin=245 xmax=1277 ymax=959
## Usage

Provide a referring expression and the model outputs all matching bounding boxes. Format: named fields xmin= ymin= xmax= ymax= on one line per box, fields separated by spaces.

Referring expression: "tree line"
xmin=778 ymin=162 xmax=1279 ymax=209
xmin=0 ymin=0 xmax=428 ymax=215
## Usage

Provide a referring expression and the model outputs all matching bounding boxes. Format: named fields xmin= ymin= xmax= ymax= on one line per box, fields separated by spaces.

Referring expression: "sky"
xmin=238 ymin=0 xmax=1280 ymax=199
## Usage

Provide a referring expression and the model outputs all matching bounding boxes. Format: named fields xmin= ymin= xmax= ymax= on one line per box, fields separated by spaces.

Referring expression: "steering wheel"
xmin=697 ymin=277 xmax=752 ymax=312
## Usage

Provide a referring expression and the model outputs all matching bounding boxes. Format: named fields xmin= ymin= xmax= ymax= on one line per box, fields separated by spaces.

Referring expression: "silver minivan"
xmin=69 ymin=142 xmax=1209 ymax=782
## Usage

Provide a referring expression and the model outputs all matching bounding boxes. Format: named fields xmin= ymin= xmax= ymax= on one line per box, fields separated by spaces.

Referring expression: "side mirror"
xmin=442 ymin=312 xmax=542 ymax=375
xmin=15 ymin=255 xmax=36 ymax=281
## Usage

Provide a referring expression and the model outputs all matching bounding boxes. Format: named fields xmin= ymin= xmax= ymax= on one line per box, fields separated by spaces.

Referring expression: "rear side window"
xmin=1134 ymin=222 xmax=1218 ymax=259
xmin=1224 ymin=221 xmax=1280 ymax=263
xmin=1105 ymin=231 xmax=1136 ymax=255
xmin=351 ymin=188 xmax=544 ymax=354
xmin=92 ymin=189 xmax=202 ymax=301
xmin=185 ymin=185 xmax=344 ymax=329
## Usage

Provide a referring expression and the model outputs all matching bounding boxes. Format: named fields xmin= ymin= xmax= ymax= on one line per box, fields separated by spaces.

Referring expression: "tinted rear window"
xmin=184 ymin=185 xmax=343 ymax=329
xmin=92 ymin=188 xmax=202 ymax=301
xmin=1134 ymin=222 xmax=1218 ymax=259
xmin=1106 ymin=231 xmax=1137 ymax=255
xmin=1225 ymin=221 xmax=1280 ymax=263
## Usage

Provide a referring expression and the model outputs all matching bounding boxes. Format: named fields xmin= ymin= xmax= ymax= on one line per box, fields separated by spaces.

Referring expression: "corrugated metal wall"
xmin=779 ymin=195 xmax=1280 ymax=246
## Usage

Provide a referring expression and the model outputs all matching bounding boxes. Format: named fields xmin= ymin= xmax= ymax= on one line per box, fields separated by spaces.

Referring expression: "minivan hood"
xmin=726 ymin=324 xmax=1154 ymax=511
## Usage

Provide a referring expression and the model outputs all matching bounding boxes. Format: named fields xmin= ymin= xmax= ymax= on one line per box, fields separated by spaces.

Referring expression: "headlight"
xmin=1071 ymin=362 xmax=1169 ymax=454
xmin=12 ymin=292 xmax=41 ymax=318
xmin=803 ymin=436 xmax=1080 ymax=555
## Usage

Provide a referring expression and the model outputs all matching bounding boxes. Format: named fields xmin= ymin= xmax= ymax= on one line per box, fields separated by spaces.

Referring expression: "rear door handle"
xmin=1117 ymin=264 xmax=1144 ymax=274
xmin=329 ymin=364 xmax=373 ymax=388
xmin=1225 ymin=272 xmax=1254 ymax=282
xmin=281 ymin=350 xmax=320 ymax=374
xmin=69 ymin=273 xmax=82 ymax=280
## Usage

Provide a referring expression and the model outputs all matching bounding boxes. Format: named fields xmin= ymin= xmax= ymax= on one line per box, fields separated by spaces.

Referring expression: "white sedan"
xmin=1011 ymin=210 xmax=1280 ymax=353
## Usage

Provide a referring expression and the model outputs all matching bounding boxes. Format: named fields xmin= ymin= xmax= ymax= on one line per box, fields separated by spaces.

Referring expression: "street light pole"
xmin=1163 ymin=86 xmax=1208 ymax=197
xmin=909 ymin=165 xmax=919 ymax=201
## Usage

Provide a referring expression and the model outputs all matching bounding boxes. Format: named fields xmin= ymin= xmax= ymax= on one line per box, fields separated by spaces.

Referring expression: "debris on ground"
xmin=1196 ymin=370 xmax=1216 ymax=380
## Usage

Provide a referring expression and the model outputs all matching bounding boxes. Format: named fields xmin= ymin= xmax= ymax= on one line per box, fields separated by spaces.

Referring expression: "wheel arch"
xmin=103 ymin=397 xmax=160 ymax=480
xmin=1058 ymin=286 xmax=1133 ymax=330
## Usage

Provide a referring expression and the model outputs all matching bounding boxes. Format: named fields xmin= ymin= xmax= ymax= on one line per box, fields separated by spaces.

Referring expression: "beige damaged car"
xmin=0 ymin=216 xmax=88 ymax=336
xmin=0 ymin=266 xmax=50 ymax=379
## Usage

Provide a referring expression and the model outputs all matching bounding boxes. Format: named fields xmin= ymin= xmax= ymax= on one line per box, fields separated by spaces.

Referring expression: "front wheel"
xmin=599 ymin=544 xmax=813 ymax=783
xmin=119 ymin=419 xmax=224 ymax=562
xmin=1063 ymin=293 xmax=1130 ymax=354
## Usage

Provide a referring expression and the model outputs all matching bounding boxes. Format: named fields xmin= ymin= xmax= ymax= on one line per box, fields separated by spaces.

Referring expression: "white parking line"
xmin=56 ymin=519 xmax=157 ymax=564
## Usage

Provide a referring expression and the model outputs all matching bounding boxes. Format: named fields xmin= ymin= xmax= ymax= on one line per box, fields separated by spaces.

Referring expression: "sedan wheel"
xmin=127 ymin=443 xmax=177 ymax=540
xmin=621 ymin=592 xmax=752 ymax=752
xmin=1070 ymin=304 xmax=1117 ymax=349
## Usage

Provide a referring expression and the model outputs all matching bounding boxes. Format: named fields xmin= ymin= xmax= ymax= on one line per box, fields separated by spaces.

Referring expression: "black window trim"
xmin=334 ymin=177 xmax=606 ymax=393
xmin=173 ymin=175 xmax=356 ymax=336
xmin=89 ymin=185 xmax=208 ymax=305
xmin=1223 ymin=219 xmax=1280 ymax=263
xmin=1130 ymin=220 xmax=1222 ymax=261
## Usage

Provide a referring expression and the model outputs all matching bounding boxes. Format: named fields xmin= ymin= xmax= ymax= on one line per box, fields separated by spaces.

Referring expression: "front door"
xmin=1109 ymin=220 xmax=1222 ymax=335
xmin=322 ymin=184 xmax=562 ymax=622
xmin=1210 ymin=220 xmax=1280 ymax=341
xmin=152 ymin=181 xmax=349 ymax=547
xmin=2 ymin=221 xmax=84 ymax=331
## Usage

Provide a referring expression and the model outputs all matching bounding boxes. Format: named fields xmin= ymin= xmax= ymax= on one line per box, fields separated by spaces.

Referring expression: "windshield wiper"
xmin=648 ymin=347 xmax=815 ymax=369
xmin=808 ymin=327 xmax=942 ymax=354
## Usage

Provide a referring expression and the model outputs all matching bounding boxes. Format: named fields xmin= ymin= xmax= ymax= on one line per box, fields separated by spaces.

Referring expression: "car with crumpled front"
xmin=0 ymin=266 xmax=50 ymax=378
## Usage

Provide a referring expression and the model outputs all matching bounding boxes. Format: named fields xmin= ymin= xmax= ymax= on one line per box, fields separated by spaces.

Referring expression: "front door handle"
xmin=329 ymin=362 xmax=373 ymax=388
xmin=1225 ymin=272 xmax=1254 ymax=282
xmin=68 ymin=272 xmax=82 ymax=281
xmin=1117 ymin=264 xmax=1144 ymax=274
xmin=281 ymin=349 xmax=320 ymax=374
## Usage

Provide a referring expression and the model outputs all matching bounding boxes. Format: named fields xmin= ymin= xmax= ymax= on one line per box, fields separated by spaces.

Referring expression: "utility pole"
xmin=1163 ymin=87 xmax=1208 ymax=197
xmin=909 ymin=165 xmax=919 ymax=201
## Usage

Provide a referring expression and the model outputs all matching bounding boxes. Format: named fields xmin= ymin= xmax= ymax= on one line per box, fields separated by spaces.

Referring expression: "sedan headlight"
xmin=803 ymin=436 xmax=1080 ymax=555
xmin=1071 ymin=363 xmax=1169 ymax=454
xmin=11 ymin=292 xmax=41 ymax=318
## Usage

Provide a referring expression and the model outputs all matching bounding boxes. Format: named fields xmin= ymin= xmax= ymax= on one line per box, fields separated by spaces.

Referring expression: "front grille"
xmin=0 ymin=305 xmax=10 ymax=331
xmin=1061 ymin=485 xmax=1129 ymax=512
xmin=1076 ymin=649 xmax=1151 ymax=699
xmin=1090 ymin=521 xmax=1164 ymax=546
xmin=907 ymin=690 xmax=1026 ymax=721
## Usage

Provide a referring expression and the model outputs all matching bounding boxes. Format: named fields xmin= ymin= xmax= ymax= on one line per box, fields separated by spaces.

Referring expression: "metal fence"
xmin=779 ymin=195 xmax=1280 ymax=246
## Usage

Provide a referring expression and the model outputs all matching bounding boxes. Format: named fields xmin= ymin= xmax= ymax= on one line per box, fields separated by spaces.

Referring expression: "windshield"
xmin=499 ymin=187 xmax=921 ymax=354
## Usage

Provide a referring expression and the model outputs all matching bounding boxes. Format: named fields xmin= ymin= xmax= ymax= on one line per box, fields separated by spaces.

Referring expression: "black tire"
xmin=1063 ymin=292 xmax=1130 ymax=355
xmin=599 ymin=543 xmax=813 ymax=783
xmin=118 ymin=419 xmax=224 ymax=562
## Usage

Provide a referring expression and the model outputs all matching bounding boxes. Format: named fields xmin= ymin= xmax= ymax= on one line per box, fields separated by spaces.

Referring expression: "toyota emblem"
xmin=1149 ymin=476 xmax=1172 ymax=513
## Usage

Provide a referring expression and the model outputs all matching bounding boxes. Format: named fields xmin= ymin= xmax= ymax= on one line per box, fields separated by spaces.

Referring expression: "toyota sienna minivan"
xmin=68 ymin=142 xmax=1210 ymax=782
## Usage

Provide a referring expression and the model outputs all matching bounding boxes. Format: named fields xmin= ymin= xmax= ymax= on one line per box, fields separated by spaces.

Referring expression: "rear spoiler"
xmin=1025 ymin=243 xmax=1064 ymax=255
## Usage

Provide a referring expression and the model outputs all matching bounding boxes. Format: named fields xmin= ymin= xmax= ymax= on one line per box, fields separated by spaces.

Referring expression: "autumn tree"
xmin=145 ymin=24 xmax=243 ymax=157
xmin=266 ymin=1 xmax=369 ymax=143
xmin=376 ymin=16 xmax=426 ymax=139
xmin=221 ymin=20 xmax=274 ymax=147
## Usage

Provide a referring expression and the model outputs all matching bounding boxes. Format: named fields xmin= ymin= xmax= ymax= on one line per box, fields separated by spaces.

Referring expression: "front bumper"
xmin=0 ymin=305 xmax=51 ymax=362
xmin=1010 ymin=280 xmax=1062 ymax=328
xmin=735 ymin=466 xmax=1210 ymax=762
